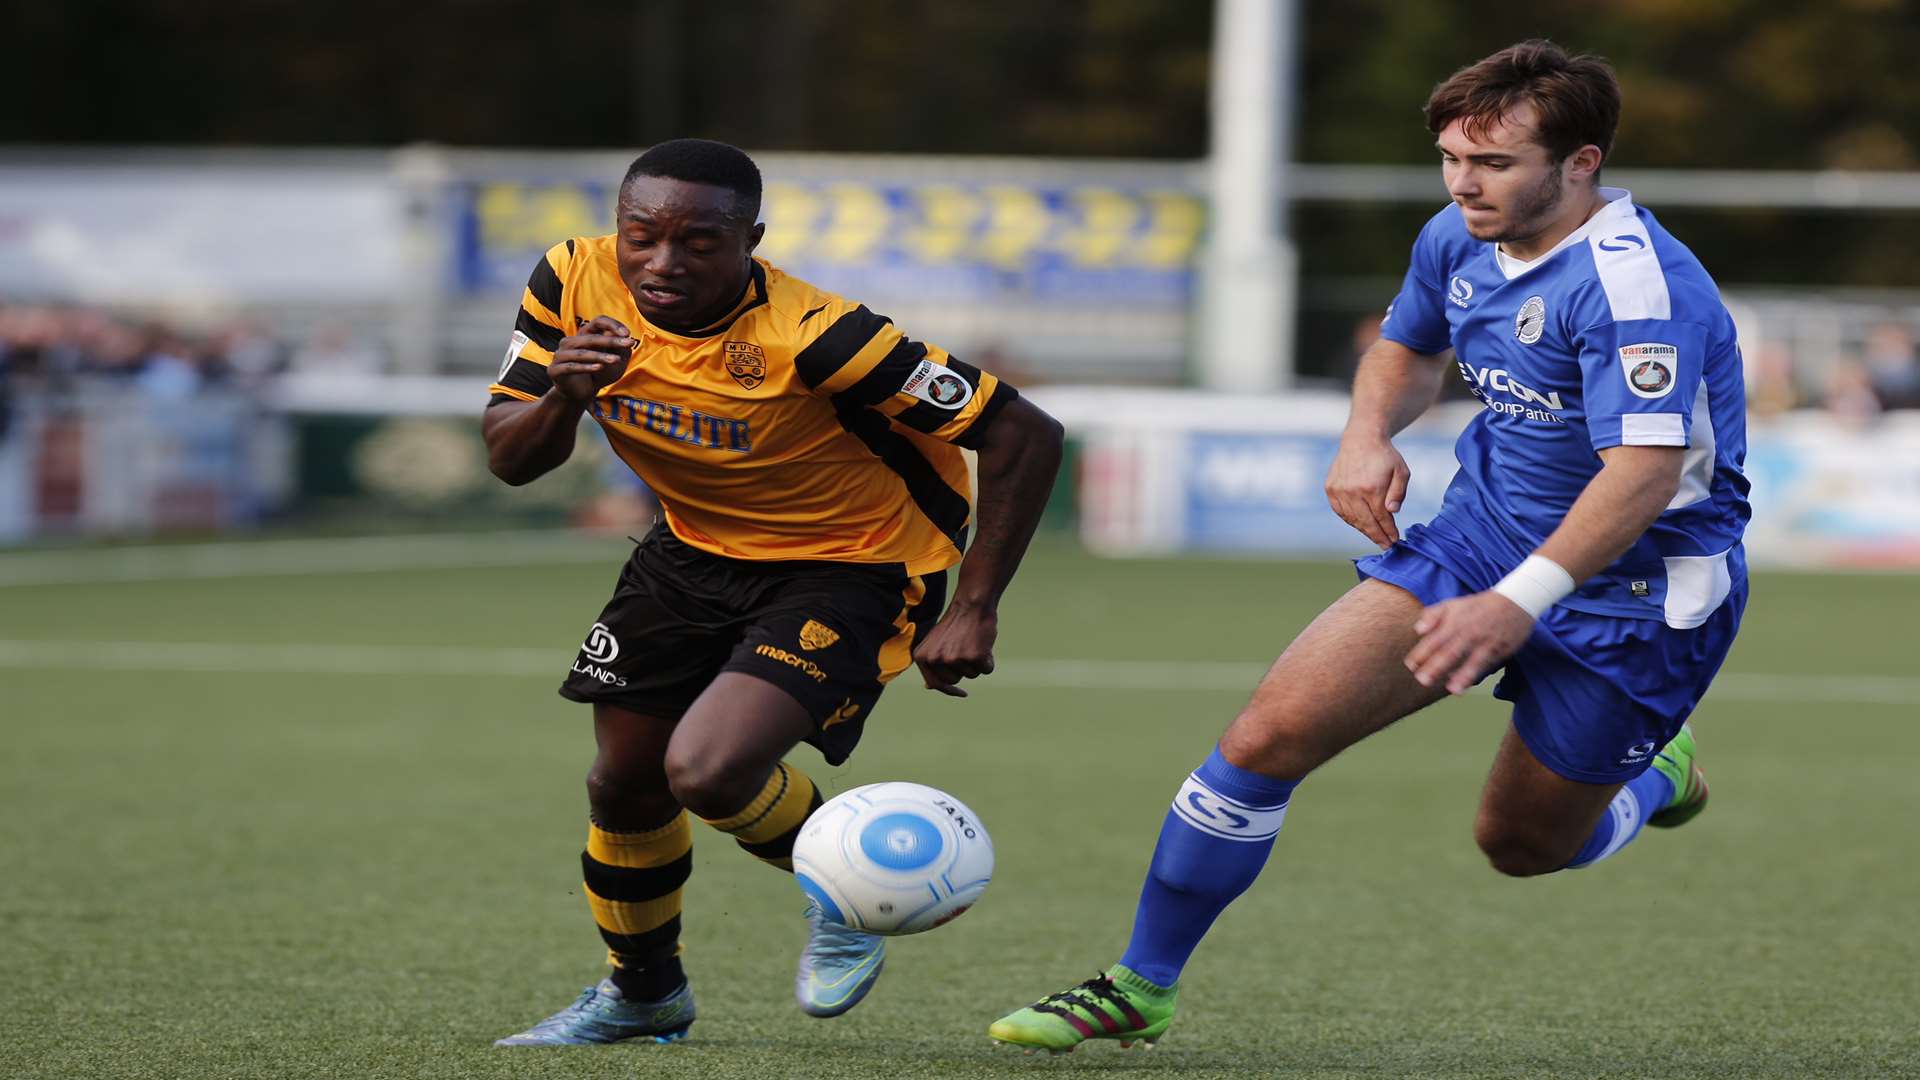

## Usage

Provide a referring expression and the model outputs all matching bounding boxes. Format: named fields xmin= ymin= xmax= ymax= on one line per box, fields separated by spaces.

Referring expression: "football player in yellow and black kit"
xmin=485 ymin=140 xmax=1063 ymax=1046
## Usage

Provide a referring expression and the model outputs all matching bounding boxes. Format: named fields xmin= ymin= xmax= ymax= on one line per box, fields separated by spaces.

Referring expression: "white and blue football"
xmin=793 ymin=781 xmax=993 ymax=936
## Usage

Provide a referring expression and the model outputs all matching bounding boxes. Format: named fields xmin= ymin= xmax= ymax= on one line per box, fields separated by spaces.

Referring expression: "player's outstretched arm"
xmin=483 ymin=316 xmax=634 ymax=485
xmin=1406 ymin=444 xmax=1685 ymax=694
xmin=913 ymin=396 xmax=1065 ymax=698
xmin=1327 ymin=337 xmax=1449 ymax=549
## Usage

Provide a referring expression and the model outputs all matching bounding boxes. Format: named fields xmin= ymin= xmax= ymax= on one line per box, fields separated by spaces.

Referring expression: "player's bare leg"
xmin=666 ymin=672 xmax=887 ymax=1018
xmin=992 ymin=578 xmax=1451 ymax=1053
xmin=663 ymin=672 xmax=815 ymax=820
xmin=1482 ymin=721 xmax=1710 ymax=875
xmin=1221 ymin=578 xmax=1453 ymax=778
xmin=497 ymin=703 xmax=696 ymax=1046
xmin=589 ymin=703 xmax=681 ymax=829
xmin=1474 ymin=726 xmax=1622 ymax=876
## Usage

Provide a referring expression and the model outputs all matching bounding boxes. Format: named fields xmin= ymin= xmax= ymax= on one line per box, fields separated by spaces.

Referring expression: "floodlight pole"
xmin=1196 ymin=0 xmax=1300 ymax=392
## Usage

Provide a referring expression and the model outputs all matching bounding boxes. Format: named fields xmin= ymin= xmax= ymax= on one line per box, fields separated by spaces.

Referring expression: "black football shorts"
xmin=558 ymin=525 xmax=948 ymax=765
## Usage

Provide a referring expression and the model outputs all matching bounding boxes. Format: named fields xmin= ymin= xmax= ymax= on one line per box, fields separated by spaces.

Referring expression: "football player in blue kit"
xmin=989 ymin=39 xmax=1751 ymax=1052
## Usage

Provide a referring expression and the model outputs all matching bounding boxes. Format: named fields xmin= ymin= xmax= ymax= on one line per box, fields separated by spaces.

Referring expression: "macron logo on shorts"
xmin=1171 ymin=774 xmax=1289 ymax=841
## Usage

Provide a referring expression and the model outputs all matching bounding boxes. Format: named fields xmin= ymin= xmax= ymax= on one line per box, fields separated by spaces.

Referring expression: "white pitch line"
xmin=0 ymin=640 xmax=1913 ymax=705
xmin=0 ymin=530 xmax=625 ymax=587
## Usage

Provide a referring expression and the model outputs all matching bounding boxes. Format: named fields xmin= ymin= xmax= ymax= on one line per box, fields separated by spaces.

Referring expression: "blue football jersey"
xmin=1378 ymin=188 xmax=1750 ymax=627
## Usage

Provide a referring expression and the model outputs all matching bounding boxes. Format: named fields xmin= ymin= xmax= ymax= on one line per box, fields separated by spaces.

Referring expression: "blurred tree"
xmin=1 ymin=0 xmax=1213 ymax=157
xmin=12 ymin=1 xmax=1920 ymax=169
xmin=1300 ymin=0 xmax=1920 ymax=171
xmin=11 ymin=0 xmax=1920 ymax=293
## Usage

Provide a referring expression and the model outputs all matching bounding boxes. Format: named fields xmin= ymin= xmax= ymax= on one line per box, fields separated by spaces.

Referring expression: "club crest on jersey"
xmin=1514 ymin=295 xmax=1547 ymax=344
xmin=1619 ymin=343 xmax=1678 ymax=398
xmin=723 ymin=341 xmax=766 ymax=390
xmin=798 ymin=619 xmax=840 ymax=650
xmin=901 ymin=358 xmax=975 ymax=410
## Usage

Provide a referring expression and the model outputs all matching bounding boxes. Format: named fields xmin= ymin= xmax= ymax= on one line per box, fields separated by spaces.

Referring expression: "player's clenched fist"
xmin=549 ymin=316 xmax=635 ymax=403
xmin=912 ymin=603 xmax=998 ymax=698
xmin=1325 ymin=433 xmax=1411 ymax=551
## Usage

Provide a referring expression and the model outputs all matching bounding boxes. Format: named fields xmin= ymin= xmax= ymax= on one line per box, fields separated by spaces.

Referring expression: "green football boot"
xmin=988 ymin=965 xmax=1177 ymax=1054
xmin=1647 ymin=723 xmax=1709 ymax=828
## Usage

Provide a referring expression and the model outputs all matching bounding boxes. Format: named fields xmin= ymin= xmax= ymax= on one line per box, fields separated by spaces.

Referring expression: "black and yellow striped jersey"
xmin=488 ymin=235 xmax=1017 ymax=576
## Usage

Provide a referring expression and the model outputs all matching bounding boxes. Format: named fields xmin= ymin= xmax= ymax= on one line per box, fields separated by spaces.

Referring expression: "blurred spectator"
xmin=1744 ymin=341 xmax=1799 ymax=419
xmin=1823 ymin=357 xmax=1883 ymax=428
xmin=0 ymin=305 xmax=62 ymax=387
xmin=1861 ymin=319 xmax=1920 ymax=409
xmin=209 ymin=319 xmax=287 ymax=387
xmin=0 ymin=335 xmax=12 ymax=445
xmin=0 ymin=303 xmax=285 ymax=399
xmin=134 ymin=326 xmax=202 ymax=401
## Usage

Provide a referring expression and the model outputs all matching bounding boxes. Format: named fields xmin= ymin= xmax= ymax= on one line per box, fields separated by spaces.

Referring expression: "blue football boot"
xmin=493 ymin=977 xmax=694 ymax=1046
xmin=794 ymin=901 xmax=886 ymax=1018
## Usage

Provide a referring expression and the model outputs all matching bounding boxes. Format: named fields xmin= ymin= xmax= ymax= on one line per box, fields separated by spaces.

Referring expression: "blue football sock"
xmin=1562 ymin=766 xmax=1675 ymax=869
xmin=1117 ymin=747 xmax=1299 ymax=988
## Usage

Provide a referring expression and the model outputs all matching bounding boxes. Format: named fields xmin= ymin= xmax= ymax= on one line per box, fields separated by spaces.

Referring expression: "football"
xmin=793 ymin=781 xmax=994 ymax=936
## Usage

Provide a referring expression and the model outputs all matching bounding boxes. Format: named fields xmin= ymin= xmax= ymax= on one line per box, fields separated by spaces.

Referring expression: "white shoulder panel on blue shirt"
xmin=1585 ymin=198 xmax=1670 ymax=321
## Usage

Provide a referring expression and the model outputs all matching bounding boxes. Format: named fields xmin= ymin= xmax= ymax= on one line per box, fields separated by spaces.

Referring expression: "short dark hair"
xmin=620 ymin=138 xmax=763 ymax=224
xmin=1424 ymin=40 xmax=1621 ymax=167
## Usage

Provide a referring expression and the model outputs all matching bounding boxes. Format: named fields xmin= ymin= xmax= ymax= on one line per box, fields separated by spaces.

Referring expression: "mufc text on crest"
xmin=724 ymin=340 xmax=767 ymax=390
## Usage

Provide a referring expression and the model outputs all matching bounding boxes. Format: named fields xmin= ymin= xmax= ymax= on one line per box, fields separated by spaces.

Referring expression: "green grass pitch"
xmin=1 ymin=533 xmax=1915 ymax=1079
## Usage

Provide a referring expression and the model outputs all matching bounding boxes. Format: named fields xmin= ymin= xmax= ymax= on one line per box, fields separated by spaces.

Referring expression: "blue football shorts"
xmin=1355 ymin=516 xmax=1746 ymax=785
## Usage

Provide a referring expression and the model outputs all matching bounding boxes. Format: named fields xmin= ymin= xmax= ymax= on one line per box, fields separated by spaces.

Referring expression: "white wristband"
xmin=1491 ymin=555 xmax=1575 ymax=619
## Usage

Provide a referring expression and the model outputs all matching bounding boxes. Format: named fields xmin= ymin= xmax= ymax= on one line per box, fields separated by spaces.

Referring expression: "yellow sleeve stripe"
xmin=528 ymin=242 xmax=569 ymax=315
xmin=792 ymin=303 xmax=895 ymax=389
xmin=487 ymin=384 xmax=540 ymax=402
xmin=520 ymin=290 xmax=565 ymax=331
xmin=816 ymin=322 xmax=906 ymax=397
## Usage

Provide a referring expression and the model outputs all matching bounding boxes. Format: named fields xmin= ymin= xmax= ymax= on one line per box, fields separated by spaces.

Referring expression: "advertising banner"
xmin=1182 ymin=431 xmax=1458 ymax=552
xmin=451 ymin=174 xmax=1204 ymax=309
xmin=1052 ymin=387 xmax=1920 ymax=569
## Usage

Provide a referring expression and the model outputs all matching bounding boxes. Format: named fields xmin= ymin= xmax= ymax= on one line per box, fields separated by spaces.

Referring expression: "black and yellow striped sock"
xmin=583 ymin=813 xmax=691 ymax=1001
xmin=698 ymin=760 xmax=823 ymax=872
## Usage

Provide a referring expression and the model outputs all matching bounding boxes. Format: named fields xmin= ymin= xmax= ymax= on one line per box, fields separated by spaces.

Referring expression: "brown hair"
xmin=1424 ymin=40 xmax=1621 ymax=165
